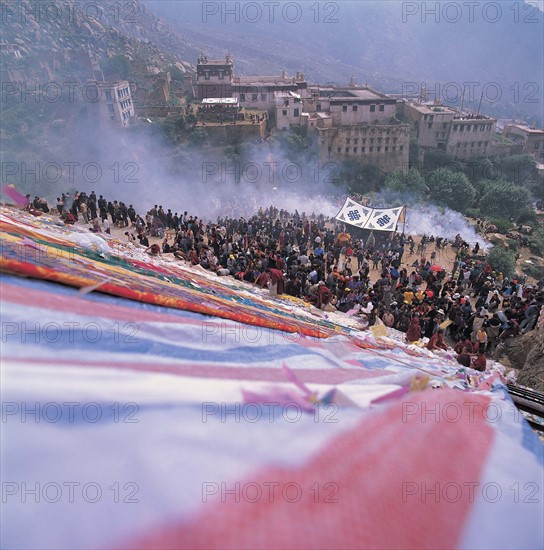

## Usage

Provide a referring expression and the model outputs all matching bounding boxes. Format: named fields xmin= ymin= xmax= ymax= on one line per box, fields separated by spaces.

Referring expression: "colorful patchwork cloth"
xmin=1 ymin=207 xmax=543 ymax=549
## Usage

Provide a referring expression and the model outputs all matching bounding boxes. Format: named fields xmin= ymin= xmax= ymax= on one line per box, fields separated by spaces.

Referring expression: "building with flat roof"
xmin=503 ymin=123 xmax=544 ymax=161
xmin=196 ymin=53 xmax=235 ymax=100
xmin=302 ymin=84 xmax=410 ymax=171
xmin=399 ymin=99 xmax=498 ymax=161
xmin=231 ymin=71 xmax=308 ymax=113
xmin=89 ymin=80 xmax=135 ymax=127
xmin=195 ymin=53 xmax=307 ymax=113
xmin=275 ymin=91 xmax=303 ymax=130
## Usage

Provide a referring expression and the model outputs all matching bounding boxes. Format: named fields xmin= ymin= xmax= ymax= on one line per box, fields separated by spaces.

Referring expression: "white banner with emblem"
xmin=335 ymin=198 xmax=405 ymax=232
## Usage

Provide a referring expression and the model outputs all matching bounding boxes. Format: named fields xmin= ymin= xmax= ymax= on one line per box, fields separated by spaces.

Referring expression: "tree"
xmin=161 ymin=115 xmax=187 ymax=146
xmin=464 ymin=158 xmax=496 ymax=184
xmin=384 ymin=168 xmax=427 ymax=197
xmin=426 ymin=168 xmax=475 ymax=212
xmin=409 ymin=140 xmax=420 ymax=170
xmin=188 ymin=127 xmax=208 ymax=147
xmin=479 ymin=180 xmax=531 ymax=220
xmin=528 ymin=227 xmax=544 ymax=256
xmin=486 ymin=246 xmax=516 ymax=279
xmin=423 ymin=150 xmax=464 ymax=173
xmin=340 ymin=161 xmax=383 ymax=194
xmin=102 ymin=55 xmax=132 ymax=79
xmin=497 ymin=154 xmax=535 ymax=186
xmin=168 ymin=65 xmax=184 ymax=83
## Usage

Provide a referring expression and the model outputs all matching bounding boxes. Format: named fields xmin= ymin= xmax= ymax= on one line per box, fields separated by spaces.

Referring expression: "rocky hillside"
xmin=1 ymin=0 xmax=195 ymax=79
xmin=496 ymin=315 xmax=544 ymax=391
xmin=149 ymin=0 xmax=544 ymax=125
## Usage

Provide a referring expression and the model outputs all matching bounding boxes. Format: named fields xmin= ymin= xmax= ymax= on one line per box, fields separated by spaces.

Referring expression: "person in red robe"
xmin=472 ymin=349 xmax=487 ymax=372
xmin=405 ymin=316 xmax=421 ymax=343
xmin=426 ymin=329 xmax=448 ymax=351
xmin=268 ymin=268 xmax=285 ymax=295
xmin=316 ymin=282 xmax=332 ymax=309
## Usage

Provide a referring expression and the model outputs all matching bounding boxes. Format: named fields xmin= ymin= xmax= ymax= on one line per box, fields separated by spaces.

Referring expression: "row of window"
xmin=455 ymin=141 xmax=489 ymax=148
xmin=337 ymin=145 xmax=404 ymax=154
xmin=281 ymin=109 xmax=300 ymax=117
xmin=201 ymin=70 xmax=231 ymax=80
xmin=341 ymin=104 xmax=385 ymax=113
xmin=344 ymin=127 xmax=398 ymax=135
xmin=345 ymin=137 xmax=398 ymax=144
xmin=240 ymin=93 xmax=270 ymax=102
xmin=453 ymin=123 xmax=492 ymax=132
xmin=117 ymin=87 xmax=130 ymax=99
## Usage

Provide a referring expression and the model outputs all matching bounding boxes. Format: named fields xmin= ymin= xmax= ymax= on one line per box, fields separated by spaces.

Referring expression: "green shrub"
xmin=489 ymin=218 xmax=513 ymax=234
xmin=486 ymin=247 xmax=516 ymax=279
xmin=464 ymin=208 xmax=480 ymax=219
xmin=506 ymin=239 xmax=520 ymax=252
xmin=479 ymin=180 xmax=531 ymax=219
xmin=522 ymin=263 xmax=544 ymax=281
xmin=528 ymin=227 xmax=544 ymax=256
xmin=516 ymin=208 xmax=537 ymax=224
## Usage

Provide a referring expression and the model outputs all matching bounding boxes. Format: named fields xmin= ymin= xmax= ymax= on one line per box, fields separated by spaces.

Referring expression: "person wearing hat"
xmin=404 ymin=287 xmax=415 ymax=305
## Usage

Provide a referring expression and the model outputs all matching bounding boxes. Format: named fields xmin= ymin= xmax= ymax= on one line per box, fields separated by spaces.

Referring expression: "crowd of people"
xmin=44 ymin=190 xmax=544 ymax=373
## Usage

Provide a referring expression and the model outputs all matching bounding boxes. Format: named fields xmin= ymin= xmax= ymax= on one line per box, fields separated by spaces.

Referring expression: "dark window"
xmin=353 ymin=105 xmax=358 ymax=111
xmin=282 ymin=110 xmax=287 ymax=116
xmin=370 ymin=105 xmax=376 ymax=112
xmin=343 ymin=105 xmax=347 ymax=112
xmin=294 ymin=108 xmax=299 ymax=117
xmin=379 ymin=104 xmax=385 ymax=112
xmin=240 ymin=94 xmax=245 ymax=101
